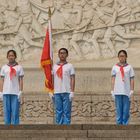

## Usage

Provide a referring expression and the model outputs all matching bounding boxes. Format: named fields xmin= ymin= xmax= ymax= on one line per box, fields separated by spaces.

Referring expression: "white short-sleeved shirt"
xmin=111 ymin=64 xmax=135 ymax=97
xmin=53 ymin=63 xmax=75 ymax=94
xmin=0 ymin=64 xmax=24 ymax=95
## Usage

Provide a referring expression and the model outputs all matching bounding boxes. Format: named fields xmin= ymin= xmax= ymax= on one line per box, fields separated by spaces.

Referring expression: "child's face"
xmin=118 ymin=52 xmax=127 ymax=63
xmin=58 ymin=50 xmax=68 ymax=61
xmin=7 ymin=52 xmax=16 ymax=63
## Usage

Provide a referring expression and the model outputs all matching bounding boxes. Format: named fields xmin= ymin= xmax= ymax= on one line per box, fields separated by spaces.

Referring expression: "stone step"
xmin=0 ymin=124 xmax=140 ymax=140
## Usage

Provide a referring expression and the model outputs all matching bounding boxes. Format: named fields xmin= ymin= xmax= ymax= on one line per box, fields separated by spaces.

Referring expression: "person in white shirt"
xmin=49 ymin=48 xmax=75 ymax=125
xmin=111 ymin=50 xmax=134 ymax=125
xmin=0 ymin=50 xmax=24 ymax=125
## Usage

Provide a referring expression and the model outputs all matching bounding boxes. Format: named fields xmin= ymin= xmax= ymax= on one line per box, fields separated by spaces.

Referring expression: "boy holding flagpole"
xmin=50 ymin=48 xmax=75 ymax=125
xmin=41 ymin=8 xmax=75 ymax=125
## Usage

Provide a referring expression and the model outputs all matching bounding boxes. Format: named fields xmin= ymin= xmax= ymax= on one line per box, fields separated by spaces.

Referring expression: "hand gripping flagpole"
xmin=48 ymin=7 xmax=55 ymax=124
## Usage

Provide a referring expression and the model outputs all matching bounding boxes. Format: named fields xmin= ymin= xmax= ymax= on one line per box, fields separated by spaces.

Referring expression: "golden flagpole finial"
xmin=48 ymin=7 xmax=51 ymax=19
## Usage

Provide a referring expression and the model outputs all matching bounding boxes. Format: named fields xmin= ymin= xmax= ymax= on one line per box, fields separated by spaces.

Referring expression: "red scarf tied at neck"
xmin=9 ymin=65 xmax=17 ymax=80
xmin=116 ymin=64 xmax=127 ymax=82
xmin=56 ymin=64 xmax=64 ymax=79
xmin=120 ymin=66 xmax=124 ymax=82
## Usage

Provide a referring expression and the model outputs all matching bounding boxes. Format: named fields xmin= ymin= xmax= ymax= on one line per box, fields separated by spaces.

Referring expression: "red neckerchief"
xmin=116 ymin=63 xmax=128 ymax=82
xmin=7 ymin=63 xmax=18 ymax=80
xmin=56 ymin=62 xmax=67 ymax=79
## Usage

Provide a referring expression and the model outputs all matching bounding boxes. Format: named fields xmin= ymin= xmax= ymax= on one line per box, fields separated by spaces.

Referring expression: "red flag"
xmin=41 ymin=20 xmax=53 ymax=93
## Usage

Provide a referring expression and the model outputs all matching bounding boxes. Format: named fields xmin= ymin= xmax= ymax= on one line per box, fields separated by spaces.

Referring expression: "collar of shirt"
xmin=116 ymin=63 xmax=128 ymax=67
xmin=7 ymin=62 xmax=18 ymax=67
xmin=56 ymin=61 xmax=68 ymax=66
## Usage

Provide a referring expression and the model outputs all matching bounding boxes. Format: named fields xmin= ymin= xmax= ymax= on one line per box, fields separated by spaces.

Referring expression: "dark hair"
xmin=58 ymin=48 xmax=68 ymax=55
xmin=7 ymin=50 xmax=17 ymax=58
xmin=118 ymin=50 xmax=127 ymax=57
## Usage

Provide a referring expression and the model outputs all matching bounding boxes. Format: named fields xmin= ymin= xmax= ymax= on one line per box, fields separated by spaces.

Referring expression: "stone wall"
xmin=1 ymin=0 xmax=140 ymax=67
xmin=0 ymin=68 xmax=140 ymax=124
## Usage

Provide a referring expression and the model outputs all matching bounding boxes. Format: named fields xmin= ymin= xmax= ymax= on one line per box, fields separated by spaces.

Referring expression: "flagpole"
xmin=48 ymin=8 xmax=53 ymax=61
xmin=48 ymin=7 xmax=55 ymax=124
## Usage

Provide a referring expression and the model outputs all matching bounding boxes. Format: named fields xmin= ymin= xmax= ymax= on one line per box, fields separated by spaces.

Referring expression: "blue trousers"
xmin=115 ymin=95 xmax=130 ymax=125
xmin=3 ymin=94 xmax=20 ymax=125
xmin=54 ymin=93 xmax=72 ymax=125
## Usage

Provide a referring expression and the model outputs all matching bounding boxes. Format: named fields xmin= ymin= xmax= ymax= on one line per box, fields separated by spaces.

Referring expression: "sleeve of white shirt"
xmin=70 ymin=64 xmax=75 ymax=75
xmin=19 ymin=66 xmax=24 ymax=77
xmin=130 ymin=65 xmax=135 ymax=78
xmin=0 ymin=66 xmax=5 ymax=77
xmin=111 ymin=66 xmax=116 ymax=77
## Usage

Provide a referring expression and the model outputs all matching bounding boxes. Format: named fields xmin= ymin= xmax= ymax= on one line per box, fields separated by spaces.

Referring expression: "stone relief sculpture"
xmin=0 ymin=0 xmax=140 ymax=62
xmin=0 ymin=4 xmax=43 ymax=60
